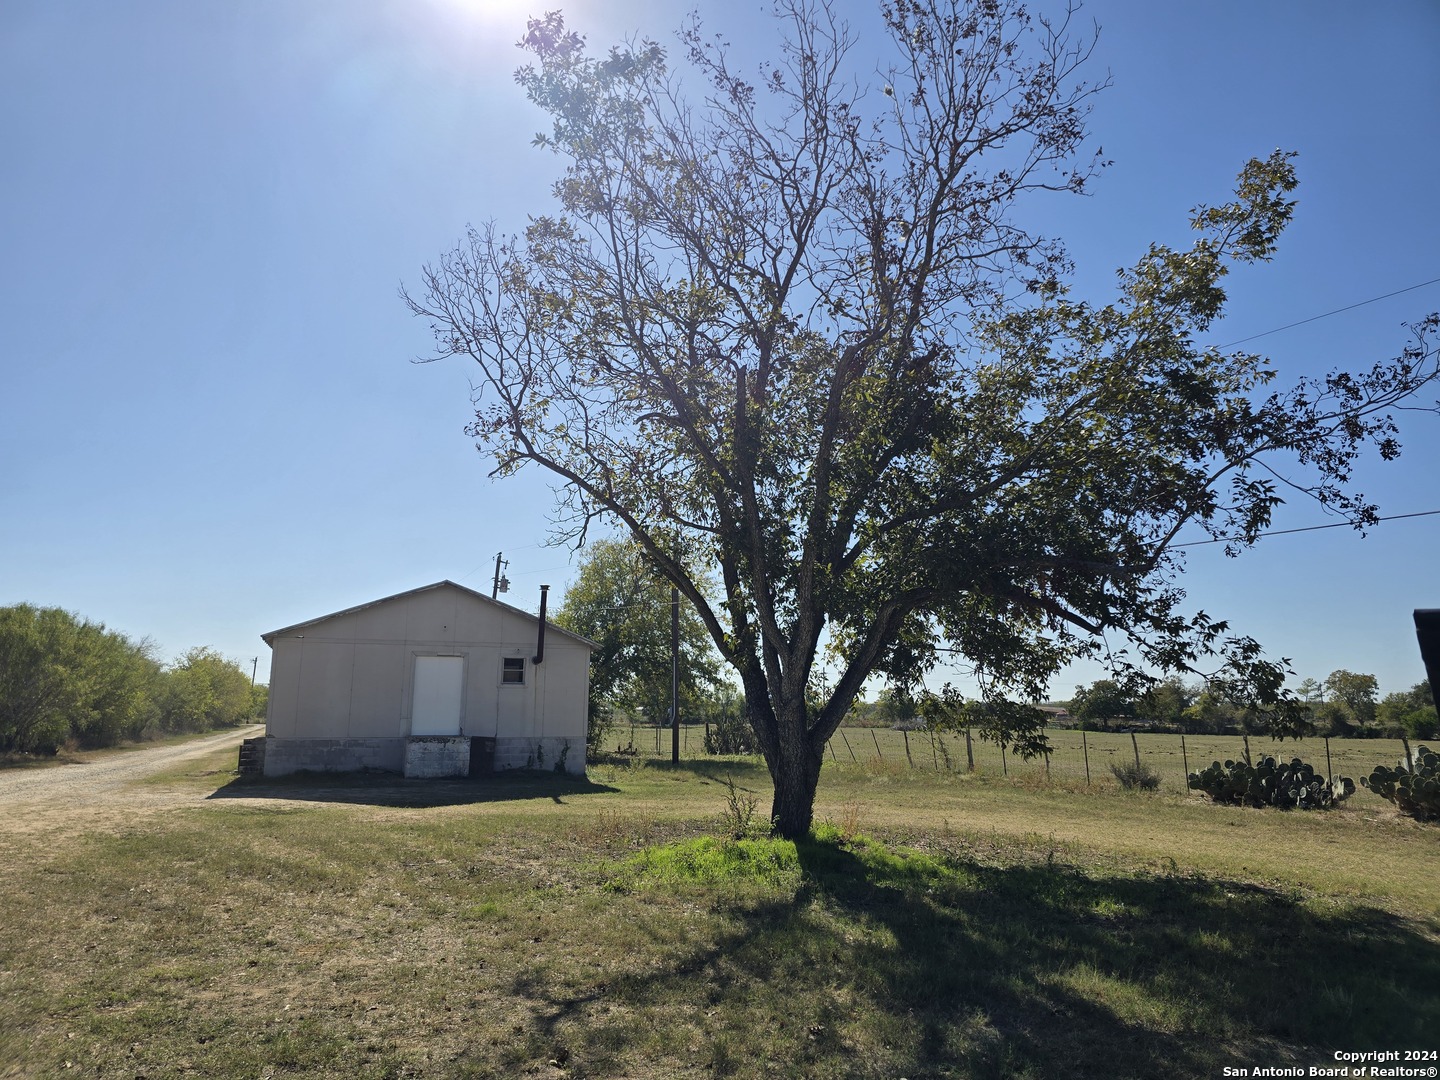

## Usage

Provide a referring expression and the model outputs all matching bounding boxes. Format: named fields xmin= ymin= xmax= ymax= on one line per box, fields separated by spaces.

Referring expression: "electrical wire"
xmin=1218 ymin=275 xmax=1440 ymax=348
xmin=1171 ymin=508 xmax=1440 ymax=548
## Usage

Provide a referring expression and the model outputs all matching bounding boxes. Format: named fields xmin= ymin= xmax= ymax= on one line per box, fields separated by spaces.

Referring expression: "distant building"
xmin=258 ymin=580 xmax=593 ymax=778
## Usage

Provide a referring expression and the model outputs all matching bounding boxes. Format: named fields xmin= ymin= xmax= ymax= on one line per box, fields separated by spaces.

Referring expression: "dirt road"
xmin=0 ymin=726 xmax=261 ymax=838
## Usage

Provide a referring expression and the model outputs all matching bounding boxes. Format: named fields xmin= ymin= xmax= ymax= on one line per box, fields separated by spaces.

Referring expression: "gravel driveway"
xmin=0 ymin=726 xmax=261 ymax=838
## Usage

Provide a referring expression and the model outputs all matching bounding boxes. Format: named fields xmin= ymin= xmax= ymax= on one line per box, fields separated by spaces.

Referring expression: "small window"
xmin=502 ymin=657 xmax=525 ymax=685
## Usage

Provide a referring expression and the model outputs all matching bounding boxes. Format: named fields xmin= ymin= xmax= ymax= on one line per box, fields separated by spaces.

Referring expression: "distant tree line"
xmin=550 ymin=540 xmax=1438 ymax=763
xmin=841 ymin=671 xmax=1435 ymax=750
xmin=1065 ymin=671 xmax=1435 ymax=740
xmin=0 ymin=603 xmax=263 ymax=755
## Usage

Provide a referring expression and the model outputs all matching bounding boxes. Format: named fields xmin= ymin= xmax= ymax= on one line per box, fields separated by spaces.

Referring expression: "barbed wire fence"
xmin=611 ymin=723 xmax=1408 ymax=802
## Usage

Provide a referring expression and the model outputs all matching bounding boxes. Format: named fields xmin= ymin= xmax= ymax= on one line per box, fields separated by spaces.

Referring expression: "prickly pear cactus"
xmin=1188 ymin=756 xmax=1354 ymax=810
xmin=1360 ymin=747 xmax=1440 ymax=821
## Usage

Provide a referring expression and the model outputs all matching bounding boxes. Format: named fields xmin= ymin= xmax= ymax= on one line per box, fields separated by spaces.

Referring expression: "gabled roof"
xmin=261 ymin=580 xmax=598 ymax=649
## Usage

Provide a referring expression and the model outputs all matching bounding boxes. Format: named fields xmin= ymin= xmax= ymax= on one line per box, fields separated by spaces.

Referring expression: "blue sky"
xmin=2 ymin=0 xmax=1437 ymax=699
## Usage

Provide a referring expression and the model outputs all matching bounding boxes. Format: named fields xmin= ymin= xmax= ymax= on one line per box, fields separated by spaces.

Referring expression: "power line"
xmin=1172 ymin=508 xmax=1440 ymax=549
xmin=1219 ymin=276 xmax=1440 ymax=348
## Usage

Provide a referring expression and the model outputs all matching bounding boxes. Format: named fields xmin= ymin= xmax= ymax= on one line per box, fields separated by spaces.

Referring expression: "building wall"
xmin=264 ymin=585 xmax=588 ymax=775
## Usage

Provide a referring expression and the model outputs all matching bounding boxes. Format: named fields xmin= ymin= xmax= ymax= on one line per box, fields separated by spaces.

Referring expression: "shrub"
xmin=704 ymin=710 xmax=758 ymax=754
xmin=0 ymin=605 xmax=162 ymax=753
xmin=1400 ymin=707 xmax=1439 ymax=741
xmin=719 ymin=775 xmax=763 ymax=839
xmin=157 ymin=647 xmax=252 ymax=733
xmin=1360 ymin=746 xmax=1440 ymax=821
xmin=1188 ymin=756 xmax=1354 ymax=809
xmin=1110 ymin=761 xmax=1161 ymax=791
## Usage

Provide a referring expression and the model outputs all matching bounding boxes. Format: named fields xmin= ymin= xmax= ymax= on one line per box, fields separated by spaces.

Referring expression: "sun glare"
xmin=433 ymin=0 xmax=534 ymax=23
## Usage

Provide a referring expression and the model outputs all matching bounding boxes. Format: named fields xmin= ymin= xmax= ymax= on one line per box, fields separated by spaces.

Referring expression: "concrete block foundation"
xmin=492 ymin=736 xmax=582 ymax=775
xmin=404 ymin=736 xmax=470 ymax=778
xmin=262 ymin=737 xmax=405 ymax=777
xmin=260 ymin=735 xmax=584 ymax=778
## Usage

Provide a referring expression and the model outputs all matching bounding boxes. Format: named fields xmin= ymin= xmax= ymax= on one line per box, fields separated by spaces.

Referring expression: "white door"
xmin=411 ymin=655 xmax=464 ymax=735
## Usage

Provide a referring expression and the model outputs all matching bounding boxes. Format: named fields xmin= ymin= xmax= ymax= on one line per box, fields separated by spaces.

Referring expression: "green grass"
xmin=621 ymin=722 xmax=1421 ymax=806
xmin=1 ymin=742 xmax=1437 ymax=1078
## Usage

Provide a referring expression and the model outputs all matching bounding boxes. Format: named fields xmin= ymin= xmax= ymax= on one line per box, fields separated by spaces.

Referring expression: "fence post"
xmin=1044 ymin=750 xmax=1051 ymax=781
xmin=1181 ymin=734 xmax=1189 ymax=793
xmin=1324 ymin=736 xmax=1333 ymax=787
xmin=1242 ymin=734 xmax=1251 ymax=767
xmin=1000 ymin=742 xmax=1008 ymax=776
xmin=929 ymin=731 xmax=939 ymax=770
xmin=903 ymin=729 xmax=914 ymax=768
xmin=827 ymin=740 xmax=837 ymax=762
xmin=840 ymin=730 xmax=857 ymax=763
xmin=1082 ymin=729 xmax=1090 ymax=786
xmin=1131 ymin=732 xmax=1141 ymax=773
xmin=1402 ymin=735 xmax=1415 ymax=773
xmin=872 ymin=730 xmax=883 ymax=760
xmin=965 ymin=728 xmax=975 ymax=772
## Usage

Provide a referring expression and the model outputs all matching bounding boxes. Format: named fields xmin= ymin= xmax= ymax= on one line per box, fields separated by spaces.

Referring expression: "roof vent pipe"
xmin=533 ymin=585 xmax=550 ymax=665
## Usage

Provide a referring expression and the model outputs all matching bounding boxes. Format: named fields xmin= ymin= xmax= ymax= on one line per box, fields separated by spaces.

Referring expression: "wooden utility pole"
xmin=670 ymin=586 xmax=680 ymax=764
xmin=491 ymin=552 xmax=509 ymax=599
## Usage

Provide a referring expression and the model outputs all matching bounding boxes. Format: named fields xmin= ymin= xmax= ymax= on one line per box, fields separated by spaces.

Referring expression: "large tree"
xmin=1322 ymin=669 xmax=1380 ymax=732
xmin=1070 ymin=679 xmax=1135 ymax=730
xmin=406 ymin=0 xmax=1440 ymax=835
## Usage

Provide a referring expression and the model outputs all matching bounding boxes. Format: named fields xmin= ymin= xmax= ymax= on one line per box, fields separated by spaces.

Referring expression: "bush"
xmin=1360 ymin=746 xmax=1440 ymax=821
xmin=1110 ymin=761 xmax=1161 ymax=791
xmin=0 ymin=605 xmax=162 ymax=753
xmin=705 ymin=710 xmax=758 ymax=755
xmin=1400 ymin=707 xmax=1439 ymax=741
xmin=719 ymin=775 xmax=763 ymax=839
xmin=584 ymin=699 xmax=615 ymax=759
xmin=1188 ymin=756 xmax=1354 ymax=809
xmin=0 ymin=605 xmax=79 ymax=754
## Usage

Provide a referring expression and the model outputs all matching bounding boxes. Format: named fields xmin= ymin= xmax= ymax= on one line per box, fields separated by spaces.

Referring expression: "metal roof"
xmin=260 ymin=579 xmax=599 ymax=650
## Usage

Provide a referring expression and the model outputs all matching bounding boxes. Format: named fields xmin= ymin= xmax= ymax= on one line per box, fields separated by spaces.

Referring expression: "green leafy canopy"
xmin=405 ymin=0 xmax=1440 ymax=834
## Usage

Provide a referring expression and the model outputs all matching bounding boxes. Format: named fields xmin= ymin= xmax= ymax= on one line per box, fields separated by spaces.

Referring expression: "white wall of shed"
xmin=263 ymin=584 xmax=589 ymax=743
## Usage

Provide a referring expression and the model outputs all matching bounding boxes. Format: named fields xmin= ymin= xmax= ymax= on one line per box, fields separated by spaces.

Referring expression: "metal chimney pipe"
xmin=533 ymin=585 xmax=550 ymax=665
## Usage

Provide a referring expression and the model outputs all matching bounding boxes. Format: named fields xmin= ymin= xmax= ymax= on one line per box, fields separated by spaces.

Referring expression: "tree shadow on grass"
xmin=635 ymin=757 xmax=772 ymax=783
xmin=500 ymin=832 xmax=1440 ymax=1079
xmin=205 ymin=769 xmax=619 ymax=808
xmin=588 ymin=753 xmax=769 ymax=778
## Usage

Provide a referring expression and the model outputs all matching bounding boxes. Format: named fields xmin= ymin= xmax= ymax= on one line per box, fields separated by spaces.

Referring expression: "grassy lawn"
xmin=1 ymin=743 xmax=1436 ymax=1079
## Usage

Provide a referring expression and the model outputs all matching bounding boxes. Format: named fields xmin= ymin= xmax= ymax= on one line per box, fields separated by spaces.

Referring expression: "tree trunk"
xmin=767 ymin=728 xmax=824 ymax=839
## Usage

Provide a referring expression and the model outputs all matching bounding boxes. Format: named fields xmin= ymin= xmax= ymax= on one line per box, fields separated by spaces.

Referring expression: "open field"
xmin=1 ymin=738 xmax=1437 ymax=1079
xmin=626 ymin=723 xmax=1423 ymax=806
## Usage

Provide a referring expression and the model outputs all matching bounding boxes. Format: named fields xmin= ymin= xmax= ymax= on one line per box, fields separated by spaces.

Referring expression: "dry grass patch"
xmin=1 ymin=751 xmax=1438 ymax=1078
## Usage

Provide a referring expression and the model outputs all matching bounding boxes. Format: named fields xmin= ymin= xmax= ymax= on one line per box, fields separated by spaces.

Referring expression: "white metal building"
xmin=259 ymin=580 xmax=593 ymax=778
